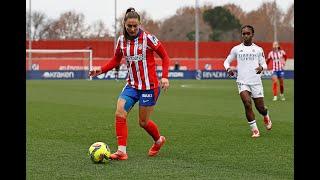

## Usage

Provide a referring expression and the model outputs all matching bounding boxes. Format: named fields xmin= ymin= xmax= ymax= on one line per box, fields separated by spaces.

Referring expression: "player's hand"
xmin=255 ymin=65 xmax=263 ymax=74
xmin=227 ymin=68 xmax=235 ymax=77
xmin=89 ymin=67 xmax=102 ymax=77
xmin=160 ymin=78 xmax=169 ymax=92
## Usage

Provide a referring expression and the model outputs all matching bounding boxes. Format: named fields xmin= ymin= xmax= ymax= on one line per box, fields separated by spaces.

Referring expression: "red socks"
xmin=280 ymin=81 xmax=284 ymax=94
xmin=273 ymin=80 xmax=284 ymax=95
xmin=272 ymin=82 xmax=278 ymax=96
xmin=115 ymin=117 xmax=160 ymax=146
xmin=115 ymin=116 xmax=128 ymax=146
xmin=143 ymin=120 xmax=160 ymax=142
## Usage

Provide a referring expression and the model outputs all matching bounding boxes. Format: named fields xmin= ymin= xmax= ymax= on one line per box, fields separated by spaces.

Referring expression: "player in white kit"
xmin=224 ymin=25 xmax=272 ymax=138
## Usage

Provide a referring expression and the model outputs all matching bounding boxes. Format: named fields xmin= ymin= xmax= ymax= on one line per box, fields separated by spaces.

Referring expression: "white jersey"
xmin=224 ymin=43 xmax=267 ymax=85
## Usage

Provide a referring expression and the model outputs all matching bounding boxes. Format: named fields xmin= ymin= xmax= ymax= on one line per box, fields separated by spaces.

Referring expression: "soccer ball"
xmin=88 ymin=142 xmax=111 ymax=163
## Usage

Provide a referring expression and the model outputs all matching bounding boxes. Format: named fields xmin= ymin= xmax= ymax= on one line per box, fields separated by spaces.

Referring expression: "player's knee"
xmin=272 ymin=78 xmax=277 ymax=83
xmin=139 ymin=120 xmax=148 ymax=128
xmin=115 ymin=109 xmax=127 ymax=119
xmin=279 ymin=80 xmax=284 ymax=85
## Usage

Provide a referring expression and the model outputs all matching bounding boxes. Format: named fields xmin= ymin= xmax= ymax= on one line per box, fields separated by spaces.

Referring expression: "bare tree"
xmin=159 ymin=6 xmax=212 ymax=41
xmin=40 ymin=18 xmax=60 ymax=39
xmin=88 ymin=20 xmax=113 ymax=39
xmin=47 ymin=11 xmax=90 ymax=39
xmin=240 ymin=2 xmax=284 ymax=41
xmin=139 ymin=11 xmax=161 ymax=36
xmin=223 ymin=3 xmax=246 ymax=25
xmin=278 ymin=3 xmax=294 ymax=42
xmin=26 ymin=11 xmax=30 ymax=39
xmin=282 ymin=3 xmax=294 ymax=27
xmin=25 ymin=3 xmax=293 ymax=42
xmin=26 ymin=10 xmax=48 ymax=40
xmin=224 ymin=2 xmax=293 ymax=42
xmin=32 ymin=11 xmax=47 ymax=40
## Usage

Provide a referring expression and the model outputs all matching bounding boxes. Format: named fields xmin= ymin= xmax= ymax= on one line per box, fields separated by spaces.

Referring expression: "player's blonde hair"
xmin=273 ymin=41 xmax=280 ymax=50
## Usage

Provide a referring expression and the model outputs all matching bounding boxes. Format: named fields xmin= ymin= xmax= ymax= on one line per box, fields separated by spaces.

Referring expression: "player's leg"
xmin=253 ymin=98 xmax=272 ymax=130
xmin=251 ymin=84 xmax=272 ymax=130
xmin=115 ymin=66 xmax=120 ymax=81
xmin=110 ymin=85 xmax=138 ymax=160
xmin=239 ymin=87 xmax=260 ymax=138
xmin=138 ymin=87 xmax=165 ymax=156
xmin=115 ymin=70 xmax=119 ymax=81
xmin=279 ymin=74 xmax=285 ymax=101
xmin=272 ymin=74 xmax=278 ymax=101
xmin=139 ymin=106 xmax=165 ymax=156
xmin=240 ymin=90 xmax=255 ymax=122
xmin=139 ymin=106 xmax=158 ymax=139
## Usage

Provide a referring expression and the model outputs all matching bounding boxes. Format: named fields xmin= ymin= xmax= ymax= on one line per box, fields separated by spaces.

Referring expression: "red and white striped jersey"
xmin=114 ymin=30 xmax=166 ymax=90
xmin=267 ymin=50 xmax=287 ymax=71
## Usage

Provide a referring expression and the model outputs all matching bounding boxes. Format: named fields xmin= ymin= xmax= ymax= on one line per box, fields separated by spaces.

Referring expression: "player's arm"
xmin=266 ymin=51 xmax=272 ymax=65
xmin=148 ymin=34 xmax=170 ymax=91
xmin=255 ymin=49 xmax=267 ymax=74
xmin=155 ymin=44 xmax=169 ymax=79
xmin=224 ymin=47 xmax=236 ymax=77
xmin=89 ymin=41 xmax=123 ymax=77
xmin=282 ymin=50 xmax=288 ymax=62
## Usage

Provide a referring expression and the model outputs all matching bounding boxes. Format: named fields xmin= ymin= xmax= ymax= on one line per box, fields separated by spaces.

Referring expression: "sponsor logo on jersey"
xmin=148 ymin=34 xmax=159 ymax=46
xmin=237 ymin=53 xmax=259 ymax=61
xmin=142 ymin=94 xmax=153 ymax=98
xmin=126 ymin=54 xmax=144 ymax=62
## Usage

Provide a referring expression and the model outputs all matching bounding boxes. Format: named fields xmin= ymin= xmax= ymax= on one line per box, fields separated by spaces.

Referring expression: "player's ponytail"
xmin=123 ymin=7 xmax=141 ymax=39
xmin=125 ymin=7 xmax=136 ymax=15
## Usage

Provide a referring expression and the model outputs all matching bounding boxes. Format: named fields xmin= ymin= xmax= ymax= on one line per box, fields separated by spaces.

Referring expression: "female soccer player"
xmin=266 ymin=41 xmax=288 ymax=101
xmin=223 ymin=25 xmax=272 ymax=138
xmin=89 ymin=7 xmax=169 ymax=160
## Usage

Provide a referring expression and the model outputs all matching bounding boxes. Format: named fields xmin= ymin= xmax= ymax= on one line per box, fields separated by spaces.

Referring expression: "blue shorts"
xmin=272 ymin=71 xmax=285 ymax=78
xmin=119 ymin=85 xmax=161 ymax=112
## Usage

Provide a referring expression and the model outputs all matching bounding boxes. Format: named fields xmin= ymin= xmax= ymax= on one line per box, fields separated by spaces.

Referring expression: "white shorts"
xmin=236 ymin=83 xmax=264 ymax=98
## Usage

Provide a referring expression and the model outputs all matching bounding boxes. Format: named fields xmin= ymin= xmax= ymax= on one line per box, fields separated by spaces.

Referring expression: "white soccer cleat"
xmin=263 ymin=115 xmax=272 ymax=130
xmin=272 ymin=96 xmax=278 ymax=101
xmin=280 ymin=94 xmax=285 ymax=101
xmin=251 ymin=128 xmax=260 ymax=138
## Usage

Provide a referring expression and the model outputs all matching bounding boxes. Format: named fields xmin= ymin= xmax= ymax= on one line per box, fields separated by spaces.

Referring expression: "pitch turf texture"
xmin=27 ymin=79 xmax=293 ymax=179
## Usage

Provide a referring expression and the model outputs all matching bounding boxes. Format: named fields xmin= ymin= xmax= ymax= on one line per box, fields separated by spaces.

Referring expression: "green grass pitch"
xmin=27 ymin=79 xmax=293 ymax=179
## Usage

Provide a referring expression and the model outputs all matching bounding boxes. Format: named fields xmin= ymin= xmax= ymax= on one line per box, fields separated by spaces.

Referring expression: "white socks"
xmin=156 ymin=137 xmax=162 ymax=144
xmin=248 ymin=120 xmax=257 ymax=130
xmin=118 ymin=146 xmax=126 ymax=153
